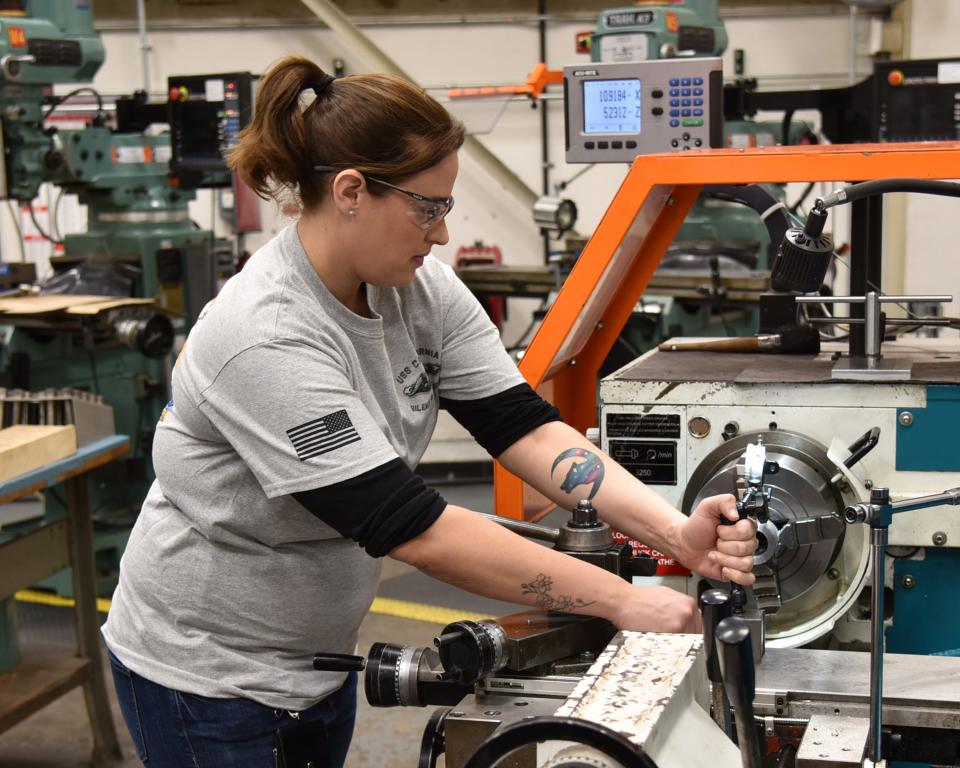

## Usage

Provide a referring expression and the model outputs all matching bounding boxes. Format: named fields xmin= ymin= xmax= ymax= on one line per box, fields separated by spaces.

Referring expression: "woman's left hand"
xmin=674 ymin=494 xmax=757 ymax=585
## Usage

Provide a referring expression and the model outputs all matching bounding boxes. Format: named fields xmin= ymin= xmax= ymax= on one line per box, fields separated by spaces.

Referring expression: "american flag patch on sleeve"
xmin=286 ymin=409 xmax=361 ymax=461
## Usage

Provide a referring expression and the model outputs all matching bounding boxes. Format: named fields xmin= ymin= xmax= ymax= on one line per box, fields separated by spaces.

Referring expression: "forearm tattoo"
xmin=521 ymin=573 xmax=595 ymax=612
xmin=551 ymin=447 xmax=605 ymax=499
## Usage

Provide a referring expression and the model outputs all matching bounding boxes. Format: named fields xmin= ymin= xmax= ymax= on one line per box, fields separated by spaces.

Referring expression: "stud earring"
xmin=347 ymin=208 xmax=356 ymax=216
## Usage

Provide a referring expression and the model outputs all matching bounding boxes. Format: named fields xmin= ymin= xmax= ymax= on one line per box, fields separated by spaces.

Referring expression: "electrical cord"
xmin=4 ymin=200 xmax=26 ymax=262
xmin=51 ymin=188 xmax=66 ymax=243
xmin=788 ymin=182 xmax=816 ymax=214
xmin=28 ymin=201 xmax=64 ymax=246
xmin=554 ymin=163 xmax=597 ymax=194
xmin=504 ymin=305 xmax=544 ymax=353
xmin=43 ymin=86 xmax=105 ymax=121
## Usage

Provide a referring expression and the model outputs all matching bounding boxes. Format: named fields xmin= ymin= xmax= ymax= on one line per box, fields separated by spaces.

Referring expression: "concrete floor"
xmin=0 ymin=482 xmax=529 ymax=767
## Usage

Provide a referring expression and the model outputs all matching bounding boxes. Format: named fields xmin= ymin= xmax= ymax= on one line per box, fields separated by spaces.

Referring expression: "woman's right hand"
xmin=613 ymin=585 xmax=702 ymax=634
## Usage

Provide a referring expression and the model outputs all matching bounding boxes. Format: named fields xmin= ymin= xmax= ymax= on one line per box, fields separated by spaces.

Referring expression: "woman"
xmin=101 ymin=55 xmax=757 ymax=767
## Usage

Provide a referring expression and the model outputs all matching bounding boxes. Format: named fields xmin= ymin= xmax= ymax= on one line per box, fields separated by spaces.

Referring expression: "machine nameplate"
xmin=609 ymin=439 xmax=677 ymax=485
xmin=605 ymin=10 xmax=655 ymax=28
xmin=606 ymin=412 xmax=680 ymax=438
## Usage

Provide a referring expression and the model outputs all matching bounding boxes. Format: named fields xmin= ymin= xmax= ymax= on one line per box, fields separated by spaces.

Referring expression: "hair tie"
xmin=311 ymin=74 xmax=336 ymax=98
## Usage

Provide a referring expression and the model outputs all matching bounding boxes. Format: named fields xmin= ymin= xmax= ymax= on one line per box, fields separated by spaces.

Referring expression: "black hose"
xmin=701 ymin=184 xmax=791 ymax=255
xmin=462 ymin=716 xmax=658 ymax=768
xmin=820 ymin=179 xmax=960 ymax=210
xmin=781 ymin=109 xmax=795 ymax=146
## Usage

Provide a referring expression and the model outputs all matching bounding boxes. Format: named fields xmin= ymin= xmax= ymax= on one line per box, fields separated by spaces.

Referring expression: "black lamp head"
xmin=770 ymin=206 xmax=834 ymax=293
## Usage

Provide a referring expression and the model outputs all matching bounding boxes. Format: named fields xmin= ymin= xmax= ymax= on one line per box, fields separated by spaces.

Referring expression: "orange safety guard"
xmin=494 ymin=141 xmax=960 ymax=520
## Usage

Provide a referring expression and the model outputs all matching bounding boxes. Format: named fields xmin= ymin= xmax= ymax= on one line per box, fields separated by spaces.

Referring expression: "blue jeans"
xmin=108 ymin=649 xmax=356 ymax=767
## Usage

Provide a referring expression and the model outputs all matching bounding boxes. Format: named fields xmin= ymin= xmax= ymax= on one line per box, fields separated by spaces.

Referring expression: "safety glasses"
xmin=314 ymin=165 xmax=454 ymax=231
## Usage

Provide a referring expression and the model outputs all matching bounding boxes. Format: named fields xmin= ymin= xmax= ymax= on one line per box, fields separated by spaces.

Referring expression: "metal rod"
xmin=868 ymin=525 xmax=887 ymax=764
xmin=848 ymin=3 xmax=857 ymax=85
xmin=136 ymin=0 xmax=151 ymax=95
xmin=890 ymin=487 xmax=960 ymax=514
xmin=538 ymin=0 xmax=551 ymax=266
xmin=796 ymin=295 xmax=952 ymax=303
xmin=476 ymin=511 xmax=560 ymax=543
xmin=93 ymin=4 xmax=870 ymax=33
xmin=805 ymin=316 xmax=956 ymax=326
xmin=864 ymin=291 xmax=880 ymax=360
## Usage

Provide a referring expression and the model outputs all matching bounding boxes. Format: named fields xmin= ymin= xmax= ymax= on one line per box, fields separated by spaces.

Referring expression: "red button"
xmin=888 ymin=70 xmax=904 ymax=86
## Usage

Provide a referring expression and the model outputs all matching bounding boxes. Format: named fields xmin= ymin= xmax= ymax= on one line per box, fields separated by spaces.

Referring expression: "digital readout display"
xmin=583 ymin=78 xmax=641 ymax=135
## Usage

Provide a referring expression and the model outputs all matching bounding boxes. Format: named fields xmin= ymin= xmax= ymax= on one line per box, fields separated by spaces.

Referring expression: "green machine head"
xmin=591 ymin=0 xmax=727 ymax=63
xmin=0 ymin=0 xmax=105 ymax=200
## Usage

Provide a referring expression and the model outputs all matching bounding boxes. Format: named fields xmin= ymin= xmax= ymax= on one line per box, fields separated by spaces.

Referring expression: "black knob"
xmin=716 ymin=616 xmax=755 ymax=708
xmin=803 ymin=206 xmax=828 ymax=238
xmin=700 ymin=589 xmax=731 ymax=684
xmin=435 ymin=621 xmax=502 ymax=684
xmin=870 ymin=487 xmax=890 ymax=505
xmin=571 ymin=499 xmax=599 ymax=528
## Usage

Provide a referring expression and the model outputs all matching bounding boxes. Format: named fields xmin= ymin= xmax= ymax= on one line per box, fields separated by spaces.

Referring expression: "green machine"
xmin=0 ymin=0 xmax=251 ymax=669
xmin=586 ymin=0 xmax=814 ymax=362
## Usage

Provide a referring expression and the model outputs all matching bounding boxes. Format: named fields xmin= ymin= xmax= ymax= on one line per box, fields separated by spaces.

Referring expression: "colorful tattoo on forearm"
xmin=551 ymin=447 xmax=605 ymax=499
xmin=521 ymin=573 xmax=596 ymax=612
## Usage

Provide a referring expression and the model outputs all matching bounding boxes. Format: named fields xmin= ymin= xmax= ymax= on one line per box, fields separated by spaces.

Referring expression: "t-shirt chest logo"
xmin=396 ymin=352 xmax=440 ymax=403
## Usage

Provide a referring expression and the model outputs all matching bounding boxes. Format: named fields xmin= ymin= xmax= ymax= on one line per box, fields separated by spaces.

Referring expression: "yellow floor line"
xmin=368 ymin=596 xmax=492 ymax=625
xmin=14 ymin=590 xmax=492 ymax=627
xmin=16 ymin=588 xmax=113 ymax=614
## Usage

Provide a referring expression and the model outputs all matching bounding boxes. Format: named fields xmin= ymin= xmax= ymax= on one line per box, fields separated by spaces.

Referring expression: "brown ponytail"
xmin=228 ymin=56 xmax=465 ymax=211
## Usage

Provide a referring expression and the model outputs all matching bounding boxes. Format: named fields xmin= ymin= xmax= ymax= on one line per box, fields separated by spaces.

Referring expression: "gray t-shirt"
xmin=101 ymin=223 xmax=523 ymax=709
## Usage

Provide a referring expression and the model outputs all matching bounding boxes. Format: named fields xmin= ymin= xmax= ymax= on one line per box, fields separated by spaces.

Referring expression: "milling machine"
xmin=0 ymin=1 xmax=251 ymax=595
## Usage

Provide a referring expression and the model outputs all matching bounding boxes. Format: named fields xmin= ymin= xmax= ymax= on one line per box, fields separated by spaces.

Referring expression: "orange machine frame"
xmin=494 ymin=141 xmax=960 ymax=521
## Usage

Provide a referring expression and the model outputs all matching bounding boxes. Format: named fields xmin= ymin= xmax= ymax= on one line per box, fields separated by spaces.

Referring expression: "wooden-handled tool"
xmin=658 ymin=325 xmax=820 ymax=354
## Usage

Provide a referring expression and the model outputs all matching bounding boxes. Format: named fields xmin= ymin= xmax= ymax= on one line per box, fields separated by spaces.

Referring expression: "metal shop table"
xmin=0 ymin=435 xmax=128 ymax=764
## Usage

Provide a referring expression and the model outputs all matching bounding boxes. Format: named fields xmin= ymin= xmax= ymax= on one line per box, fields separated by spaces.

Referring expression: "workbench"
xmin=0 ymin=435 xmax=128 ymax=764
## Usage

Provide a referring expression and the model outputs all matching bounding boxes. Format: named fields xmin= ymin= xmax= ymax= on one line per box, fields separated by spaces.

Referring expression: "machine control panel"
xmin=564 ymin=58 xmax=722 ymax=163
xmin=874 ymin=58 xmax=960 ymax=142
xmin=167 ymin=71 xmax=255 ymax=188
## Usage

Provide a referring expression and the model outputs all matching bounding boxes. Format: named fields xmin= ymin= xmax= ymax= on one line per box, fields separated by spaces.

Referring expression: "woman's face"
xmin=352 ymin=152 xmax=459 ymax=288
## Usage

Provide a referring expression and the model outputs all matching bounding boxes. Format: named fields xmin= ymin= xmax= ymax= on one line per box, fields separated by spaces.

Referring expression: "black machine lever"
xmin=701 ymin=589 xmax=732 ymax=686
xmin=722 ymin=504 xmax=753 ymax=614
xmin=700 ymin=589 xmax=733 ymax=734
xmin=313 ymin=653 xmax=366 ymax=673
xmin=717 ymin=616 xmax=762 ymax=768
xmin=844 ymin=426 xmax=880 ymax=469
